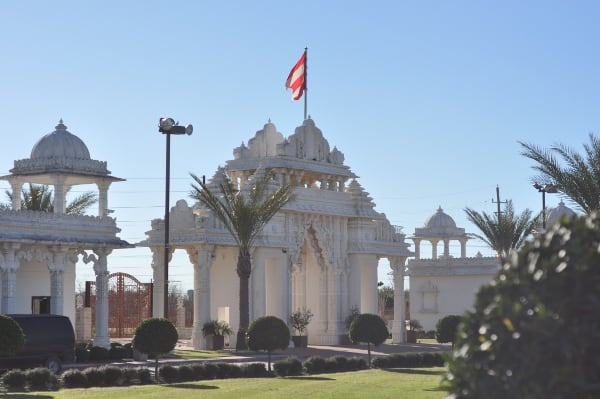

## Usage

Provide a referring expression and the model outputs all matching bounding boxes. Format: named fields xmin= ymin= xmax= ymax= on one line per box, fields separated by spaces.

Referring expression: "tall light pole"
xmin=533 ymin=183 xmax=558 ymax=229
xmin=159 ymin=117 xmax=193 ymax=319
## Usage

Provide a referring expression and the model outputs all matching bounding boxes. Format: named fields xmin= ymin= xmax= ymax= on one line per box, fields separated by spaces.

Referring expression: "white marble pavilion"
xmin=143 ymin=118 xmax=413 ymax=349
xmin=0 ymin=120 xmax=130 ymax=348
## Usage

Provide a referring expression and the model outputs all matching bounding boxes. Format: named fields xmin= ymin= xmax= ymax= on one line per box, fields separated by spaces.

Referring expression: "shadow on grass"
xmin=0 ymin=395 xmax=54 ymax=399
xmin=167 ymin=383 xmax=219 ymax=390
xmin=285 ymin=376 xmax=336 ymax=381
xmin=383 ymin=368 xmax=445 ymax=376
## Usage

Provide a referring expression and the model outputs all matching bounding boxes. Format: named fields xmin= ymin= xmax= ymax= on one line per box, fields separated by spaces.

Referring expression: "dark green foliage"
xmin=303 ymin=356 xmax=326 ymax=374
xmin=89 ymin=346 xmax=110 ymax=361
xmin=61 ymin=369 xmax=88 ymax=388
xmin=435 ymin=315 xmax=462 ymax=346
xmin=109 ymin=342 xmax=128 ymax=360
xmin=215 ymin=362 xmax=242 ymax=379
xmin=273 ymin=357 xmax=303 ymax=376
xmin=75 ymin=346 xmax=90 ymax=362
xmin=132 ymin=318 xmax=179 ymax=356
xmin=123 ymin=343 xmax=134 ymax=358
xmin=26 ymin=367 xmax=57 ymax=390
xmin=136 ymin=367 xmax=153 ymax=384
xmin=101 ymin=365 xmax=123 ymax=386
xmin=240 ymin=362 xmax=268 ymax=378
xmin=446 ymin=214 xmax=600 ymax=399
xmin=190 ymin=363 xmax=208 ymax=380
xmin=0 ymin=315 xmax=25 ymax=356
xmin=202 ymin=363 xmax=219 ymax=379
xmin=247 ymin=316 xmax=290 ymax=371
xmin=372 ymin=352 xmax=445 ymax=368
xmin=349 ymin=313 xmax=389 ymax=367
xmin=178 ymin=365 xmax=195 ymax=382
xmin=132 ymin=317 xmax=178 ymax=381
xmin=158 ymin=365 xmax=179 ymax=383
xmin=346 ymin=357 xmax=368 ymax=371
xmin=121 ymin=368 xmax=139 ymax=385
xmin=83 ymin=367 xmax=105 ymax=386
xmin=2 ymin=369 xmax=27 ymax=390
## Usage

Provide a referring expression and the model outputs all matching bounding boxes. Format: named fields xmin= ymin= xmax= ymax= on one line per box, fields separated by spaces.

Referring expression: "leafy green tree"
xmin=246 ymin=316 xmax=290 ymax=372
xmin=349 ymin=313 xmax=389 ymax=367
xmin=189 ymin=168 xmax=294 ymax=350
xmin=520 ymin=134 xmax=600 ymax=213
xmin=0 ymin=315 xmax=25 ymax=356
xmin=132 ymin=318 xmax=178 ymax=381
xmin=464 ymin=200 xmax=538 ymax=258
xmin=445 ymin=214 xmax=600 ymax=399
xmin=435 ymin=315 xmax=462 ymax=349
xmin=2 ymin=183 xmax=97 ymax=215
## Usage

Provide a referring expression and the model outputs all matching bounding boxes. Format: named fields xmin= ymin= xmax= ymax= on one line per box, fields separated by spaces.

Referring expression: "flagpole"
xmin=303 ymin=47 xmax=308 ymax=120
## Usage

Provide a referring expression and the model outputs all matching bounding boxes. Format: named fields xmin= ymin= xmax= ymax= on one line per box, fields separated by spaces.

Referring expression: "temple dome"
xmin=30 ymin=120 xmax=91 ymax=160
xmin=424 ymin=206 xmax=457 ymax=229
xmin=546 ymin=200 xmax=577 ymax=226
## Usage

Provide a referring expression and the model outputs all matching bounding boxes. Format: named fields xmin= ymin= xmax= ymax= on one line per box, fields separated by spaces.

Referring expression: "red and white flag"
xmin=285 ymin=50 xmax=306 ymax=100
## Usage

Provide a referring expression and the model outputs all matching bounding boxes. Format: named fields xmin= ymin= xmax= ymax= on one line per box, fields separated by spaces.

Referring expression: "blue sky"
xmin=1 ymin=1 xmax=599 ymax=290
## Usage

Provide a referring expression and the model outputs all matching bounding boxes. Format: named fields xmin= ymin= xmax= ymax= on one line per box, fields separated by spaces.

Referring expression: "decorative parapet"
xmin=0 ymin=209 xmax=129 ymax=246
xmin=11 ymin=157 xmax=111 ymax=176
xmin=407 ymin=256 xmax=500 ymax=276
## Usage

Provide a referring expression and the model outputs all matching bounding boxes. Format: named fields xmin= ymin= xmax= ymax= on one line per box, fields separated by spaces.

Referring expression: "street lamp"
xmin=533 ymin=183 xmax=558 ymax=229
xmin=159 ymin=117 xmax=193 ymax=319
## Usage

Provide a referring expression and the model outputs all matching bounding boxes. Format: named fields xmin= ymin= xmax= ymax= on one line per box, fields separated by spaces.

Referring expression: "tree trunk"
xmin=236 ymin=251 xmax=251 ymax=350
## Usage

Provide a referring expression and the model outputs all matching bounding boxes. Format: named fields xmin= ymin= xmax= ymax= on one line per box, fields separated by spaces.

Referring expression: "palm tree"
xmin=3 ymin=183 xmax=98 ymax=215
xmin=519 ymin=134 xmax=600 ymax=213
xmin=464 ymin=200 xmax=538 ymax=258
xmin=189 ymin=168 xmax=294 ymax=350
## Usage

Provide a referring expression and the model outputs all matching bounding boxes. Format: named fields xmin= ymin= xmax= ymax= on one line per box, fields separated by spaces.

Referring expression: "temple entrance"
xmin=85 ymin=272 xmax=153 ymax=338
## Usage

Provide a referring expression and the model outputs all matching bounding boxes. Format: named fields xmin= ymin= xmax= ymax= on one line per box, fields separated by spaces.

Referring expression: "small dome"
xmin=424 ymin=206 xmax=457 ymax=229
xmin=30 ymin=120 xmax=91 ymax=160
xmin=546 ymin=201 xmax=577 ymax=227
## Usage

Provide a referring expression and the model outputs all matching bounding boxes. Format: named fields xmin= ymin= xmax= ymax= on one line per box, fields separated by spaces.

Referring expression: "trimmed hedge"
xmin=372 ymin=352 xmax=446 ymax=368
xmin=273 ymin=357 xmax=303 ymax=376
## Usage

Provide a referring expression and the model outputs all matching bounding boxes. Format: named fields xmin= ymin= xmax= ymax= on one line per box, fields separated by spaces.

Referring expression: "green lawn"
xmin=16 ymin=368 xmax=448 ymax=399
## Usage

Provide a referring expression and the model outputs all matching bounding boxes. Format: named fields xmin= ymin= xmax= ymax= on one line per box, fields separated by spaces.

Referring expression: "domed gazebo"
xmin=0 ymin=120 xmax=130 ymax=348
xmin=410 ymin=206 xmax=470 ymax=259
xmin=546 ymin=200 xmax=577 ymax=227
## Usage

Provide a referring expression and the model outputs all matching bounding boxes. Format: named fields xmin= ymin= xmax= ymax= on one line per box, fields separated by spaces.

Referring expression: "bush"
xmin=121 ymin=367 xmax=139 ymax=385
xmin=159 ymin=365 xmax=180 ymax=383
xmin=83 ymin=367 xmax=105 ymax=387
xmin=75 ymin=346 xmax=90 ymax=362
xmin=303 ymin=356 xmax=326 ymax=374
xmin=61 ymin=369 xmax=88 ymax=388
xmin=346 ymin=357 xmax=368 ymax=371
xmin=2 ymin=369 xmax=27 ymax=391
xmin=109 ymin=343 xmax=128 ymax=360
xmin=136 ymin=367 xmax=153 ymax=384
xmin=100 ymin=365 xmax=123 ymax=386
xmin=215 ymin=362 xmax=242 ymax=379
xmin=435 ymin=315 xmax=462 ymax=347
xmin=349 ymin=313 xmax=388 ymax=367
xmin=178 ymin=365 xmax=195 ymax=382
xmin=0 ymin=315 xmax=25 ymax=357
xmin=202 ymin=363 xmax=219 ymax=379
xmin=371 ymin=352 xmax=445 ymax=369
xmin=132 ymin=318 xmax=178 ymax=381
xmin=26 ymin=367 xmax=58 ymax=390
xmin=123 ymin=343 xmax=134 ymax=358
xmin=273 ymin=357 xmax=303 ymax=377
xmin=89 ymin=346 xmax=110 ymax=361
xmin=446 ymin=214 xmax=600 ymax=399
xmin=247 ymin=316 xmax=290 ymax=372
xmin=240 ymin=362 xmax=268 ymax=378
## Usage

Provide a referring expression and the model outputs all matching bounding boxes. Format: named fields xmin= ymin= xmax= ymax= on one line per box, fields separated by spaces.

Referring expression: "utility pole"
xmin=492 ymin=185 xmax=507 ymax=223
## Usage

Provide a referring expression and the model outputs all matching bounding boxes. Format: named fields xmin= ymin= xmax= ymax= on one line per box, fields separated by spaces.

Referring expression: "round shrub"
xmin=123 ymin=343 xmax=134 ymax=358
xmin=109 ymin=343 xmax=128 ymax=360
xmin=178 ymin=365 xmax=195 ymax=382
xmin=83 ymin=367 xmax=105 ymax=387
xmin=435 ymin=315 xmax=462 ymax=347
xmin=346 ymin=356 xmax=368 ymax=371
xmin=349 ymin=313 xmax=388 ymax=367
xmin=26 ymin=367 xmax=57 ymax=390
xmin=247 ymin=316 xmax=290 ymax=372
xmin=132 ymin=318 xmax=179 ymax=357
xmin=89 ymin=346 xmax=110 ymax=361
xmin=446 ymin=214 xmax=600 ymax=399
xmin=273 ymin=356 xmax=303 ymax=377
xmin=75 ymin=346 xmax=90 ymax=362
xmin=0 ymin=315 xmax=25 ymax=356
xmin=203 ymin=363 xmax=219 ymax=379
xmin=61 ymin=369 xmax=88 ymax=388
xmin=240 ymin=362 xmax=268 ymax=378
xmin=2 ymin=369 xmax=27 ymax=391
xmin=303 ymin=356 xmax=326 ymax=374
xmin=159 ymin=365 xmax=179 ymax=383
xmin=135 ymin=367 xmax=153 ymax=384
xmin=101 ymin=365 xmax=123 ymax=386
xmin=121 ymin=367 xmax=139 ymax=385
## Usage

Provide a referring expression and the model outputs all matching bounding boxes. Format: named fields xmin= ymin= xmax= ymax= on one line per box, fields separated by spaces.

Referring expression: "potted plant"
xmin=202 ymin=320 xmax=233 ymax=350
xmin=289 ymin=308 xmax=313 ymax=348
xmin=406 ymin=319 xmax=423 ymax=344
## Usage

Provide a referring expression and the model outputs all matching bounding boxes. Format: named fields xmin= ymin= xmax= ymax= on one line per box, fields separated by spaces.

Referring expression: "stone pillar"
xmin=413 ymin=238 xmax=422 ymax=259
xmin=460 ymin=238 xmax=467 ymax=258
xmin=150 ymin=247 xmax=167 ymax=318
xmin=318 ymin=265 xmax=328 ymax=334
xmin=53 ymin=177 xmax=68 ymax=214
xmin=390 ymin=257 xmax=407 ymax=343
xmin=48 ymin=247 xmax=68 ymax=315
xmin=326 ymin=268 xmax=343 ymax=343
xmin=92 ymin=249 xmax=112 ymax=349
xmin=0 ymin=244 xmax=21 ymax=314
xmin=431 ymin=239 xmax=439 ymax=259
xmin=8 ymin=180 xmax=23 ymax=210
xmin=97 ymin=181 xmax=111 ymax=218
xmin=190 ymin=245 xmax=215 ymax=350
xmin=443 ymin=239 xmax=450 ymax=258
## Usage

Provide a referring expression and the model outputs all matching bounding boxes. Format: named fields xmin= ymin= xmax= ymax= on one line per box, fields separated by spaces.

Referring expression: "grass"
xmin=16 ymin=368 xmax=448 ymax=399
